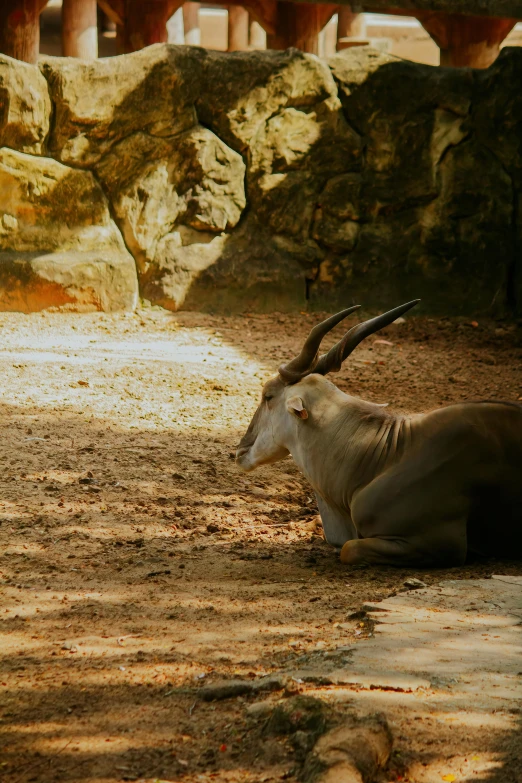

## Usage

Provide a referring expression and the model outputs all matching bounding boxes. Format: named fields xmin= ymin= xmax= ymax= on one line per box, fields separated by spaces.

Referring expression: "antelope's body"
xmin=236 ymin=302 xmax=522 ymax=568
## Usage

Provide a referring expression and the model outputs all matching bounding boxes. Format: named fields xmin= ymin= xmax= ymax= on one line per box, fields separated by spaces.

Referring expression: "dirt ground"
xmin=0 ymin=306 xmax=521 ymax=783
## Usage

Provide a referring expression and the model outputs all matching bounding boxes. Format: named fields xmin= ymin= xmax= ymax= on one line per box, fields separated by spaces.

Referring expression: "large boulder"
xmin=0 ymin=42 xmax=515 ymax=316
xmin=89 ymin=46 xmax=361 ymax=311
xmin=39 ymin=45 xmax=202 ymax=168
xmin=195 ymin=48 xmax=362 ymax=285
xmin=0 ymin=148 xmax=138 ymax=312
xmin=316 ymin=47 xmax=513 ymax=313
xmin=139 ymin=218 xmax=307 ymax=312
xmin=95 ymin=126 xmax=246 ymax=272
xmin=473 ymin=47 xmax=522 ymax=311
xmin=0 ymin=55 xmax=51 ymax=154
xmin=196 ymin=48 xmax=348 ymax=153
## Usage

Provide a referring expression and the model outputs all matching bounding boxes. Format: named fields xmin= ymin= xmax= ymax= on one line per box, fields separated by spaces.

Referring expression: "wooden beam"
xmin=419 ymin=12 xmax=515 ymax=67
xmin=183 ymin=3 xmax=200 ymax=45
xmin=288 ymin=0 xmax=522 ymax=20
xmin=267 ymin=2 xmax=337 ymax=53
xmin=62 ymin=0 xmax=98 ymax=59
xmin=122 ymin=0 xmax=170 ymax=52
xmin=0 ymin=0 xmax=40 ymax=64
xmin=228 ymin=6 xmax=249 ymax=50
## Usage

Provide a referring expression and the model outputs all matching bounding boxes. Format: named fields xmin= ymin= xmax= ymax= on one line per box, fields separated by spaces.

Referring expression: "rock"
xmin=0 ymin=55 xmax=51 ymax=154
xmin=0 ymin=43 xmax=519 ymax=314
xmin=199 ymin=674 xmax=286 ymax=702
xmin=139 ymin=231 xmax=227 ymax=311
xmin=473 ymin=49 xmax=522 ymax=314
xmin=96 ymin=126 xmax=245 ymax=271
xmin=196 ymin=48 xmax=345 ymax=153
xmin=247 ymin=104 xmax=360 ymax=242
xmin=0 ymin=148 xmax=138 ymax=312
xmin=246 ymin=700 xmax=276 ymax=718
xmin=403 ymin=578 xmax=427 ymax=590
xmin=40 ymin=44 xmax=202 ymax=168
xmin=302 ymin=713 xmax=392 ymax=783
xmin=252 ymin=674 xmax=288 ymax=694
xmin=195 ymin=47 xmax=361 ymax=285
xmin=140 ymin=218 xmax=307 ymax=312
xmin=316 ymin=46 xmax=512 ymax=314
xmin=264 ymin=695 xmax=331 ymax=738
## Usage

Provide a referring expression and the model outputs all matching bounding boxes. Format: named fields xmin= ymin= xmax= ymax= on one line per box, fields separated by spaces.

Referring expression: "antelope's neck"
xmin=289 ymin=400 xmax=414 ymax=512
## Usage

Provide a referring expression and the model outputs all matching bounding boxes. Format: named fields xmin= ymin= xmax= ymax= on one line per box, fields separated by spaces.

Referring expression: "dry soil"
xmin=0 ymin=307 xmax=521 ymax=783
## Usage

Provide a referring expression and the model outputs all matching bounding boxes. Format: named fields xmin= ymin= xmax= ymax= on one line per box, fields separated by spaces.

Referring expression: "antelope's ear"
xmin=287 ymin=396 xmax=308 ymax=420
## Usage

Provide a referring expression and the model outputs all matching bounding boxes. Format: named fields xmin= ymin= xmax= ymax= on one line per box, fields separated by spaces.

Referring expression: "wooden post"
xmin=267 ymin=3 xmax=319 ymax=53
xmin=62 ymin=0 xmax=98 ymax=59
xmin=249 ymin=13 xmax=265 ymax=49
xmin=183 ymin=3 xmax=200 ymax=45
xmin=0 ymin=0 xmax=40 ymax=64
xmin=122 ymin=0 xmax=170 ymax=52
xmin=419 ymin=12 xmax=515 ymax=68
xmin=337 ymin=6 xmax=365 ymax=41
xmin=228 ymin=6 xmax=249 ymax=51
xmin=267 ymin=2 xmax=337 ymax=54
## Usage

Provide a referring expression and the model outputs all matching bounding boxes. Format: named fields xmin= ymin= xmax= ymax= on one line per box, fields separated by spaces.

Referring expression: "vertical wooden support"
xmin=183 ymin=3 xmax=200 ymax=46
xmin=122 ymin=0 xmax=170 ymax=52
xmin=337 ymin=5 xmax=365 ymax=43
xmin=419 ymin=12 xmax=515 ymax=68
xmin=228 ymin=6 xmax=249 ymax=51
xmin=62 ymin=0 xmax=98 ymax=59
xmin=248 ymin=13 xmax=265 ymax=49
xmin=267 ymin=2 xmax=337 ymax=54
xmin=0 ymin=0 xmax=40 ymax=64
xmin=267 ymin=2 xmax=320 ymax=53
xmin=116 ymin=24 xmax=125 ymax=54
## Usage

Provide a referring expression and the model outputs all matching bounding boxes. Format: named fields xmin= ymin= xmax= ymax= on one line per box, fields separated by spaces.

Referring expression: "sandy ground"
xmin=0 ymin=306 xmax=521 ymax=783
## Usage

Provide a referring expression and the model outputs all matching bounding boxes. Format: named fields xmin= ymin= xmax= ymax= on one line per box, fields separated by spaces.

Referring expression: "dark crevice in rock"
xmin=474 ymin=144 xmax=519 ymax=312
xmin=90 ymin=167 xmax=140 ymax=282
xmin=37 ymin=70 xmax=55 ymax=159
xmin=436 ymin=129 xmax=472 ymax=170
xmin=506 ymin=189 xmax=519 ymax=311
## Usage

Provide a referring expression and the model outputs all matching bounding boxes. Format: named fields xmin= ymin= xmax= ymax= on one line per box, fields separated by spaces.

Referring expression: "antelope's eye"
xmin=263 ymin=394 xmax=273 ymax=402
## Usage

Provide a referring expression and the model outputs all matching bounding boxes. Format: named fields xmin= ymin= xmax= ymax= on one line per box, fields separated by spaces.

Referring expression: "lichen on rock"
xmin=95 ymin=126 xmax=246 ymax=272
xmin=0 ymin=148 xmax=138 ymax=312
xmin=39 ymin=44 xmax=202 ymax=168
xmin=0 ymin=55 xmax=51 ymax=155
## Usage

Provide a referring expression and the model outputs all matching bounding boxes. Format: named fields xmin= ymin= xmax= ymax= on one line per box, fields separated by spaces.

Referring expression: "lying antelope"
xmin=236 ymin=302 xmax=522 ymax=567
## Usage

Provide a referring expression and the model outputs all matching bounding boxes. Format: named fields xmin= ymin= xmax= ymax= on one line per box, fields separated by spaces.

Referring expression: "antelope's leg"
xmin=341 ymin=522 xmax=468 ymax=567
xmin=340 ymin=537 xmax=413 ymax=566
xmin=315 ymin=493 xmax=356 ymax=548
xmin=350 ymin=449 xmax=470 ymax=567
xmin=339 ymin=536 xmax=468 ymax=567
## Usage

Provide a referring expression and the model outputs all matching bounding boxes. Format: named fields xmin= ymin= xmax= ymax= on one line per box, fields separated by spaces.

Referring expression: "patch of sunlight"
xmin=0 ymin=324 xmax=266 ymax=369
xmin=10 ymin=731 xmax=136 ymax=755
xmin=433 ymin=711 xmax=517 ymax=729
xmin=0 ymin=320 xmax=270 ymax=432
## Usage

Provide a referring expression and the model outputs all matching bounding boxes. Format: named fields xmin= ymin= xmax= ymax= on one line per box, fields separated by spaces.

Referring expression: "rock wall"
xmin=0 ymin=44 xmax=521 ymax=314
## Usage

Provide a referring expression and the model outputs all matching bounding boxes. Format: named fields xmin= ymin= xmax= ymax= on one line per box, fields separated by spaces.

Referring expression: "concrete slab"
xmin=305 ymin=576 xmax=522 ymax=782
